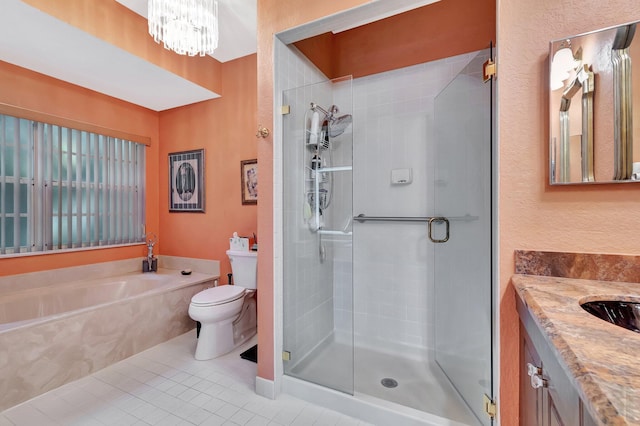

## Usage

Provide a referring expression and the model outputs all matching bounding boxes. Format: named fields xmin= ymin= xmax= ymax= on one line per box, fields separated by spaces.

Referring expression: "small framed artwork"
xmin=169 ymin=149 xmax=205 ymax=212
xmin=241 ymin=159 xmax=258 ymax=205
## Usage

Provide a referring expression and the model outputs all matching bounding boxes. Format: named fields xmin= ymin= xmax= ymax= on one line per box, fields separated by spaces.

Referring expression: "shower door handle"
xmin=428 ymin=217 xmax=449 ymax=243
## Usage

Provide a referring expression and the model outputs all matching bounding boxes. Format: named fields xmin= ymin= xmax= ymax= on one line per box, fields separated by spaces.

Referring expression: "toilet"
xmin=188 ymin=250 xmax=257 ymax=360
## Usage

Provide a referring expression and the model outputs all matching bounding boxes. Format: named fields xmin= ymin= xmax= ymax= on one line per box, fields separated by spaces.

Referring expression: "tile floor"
xmin=0 ymin=332 xmax=370 ymax=426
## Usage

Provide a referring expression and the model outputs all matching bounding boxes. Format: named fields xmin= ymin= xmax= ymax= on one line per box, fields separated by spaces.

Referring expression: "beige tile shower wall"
xmin=0 ymin=280 xmax=211 ymax=411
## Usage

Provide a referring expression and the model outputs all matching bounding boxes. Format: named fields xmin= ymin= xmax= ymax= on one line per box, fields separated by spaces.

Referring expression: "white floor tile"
xmin=243 ymin=399 xmax=280 ymax=420
xmin=169 ymin=371 xmax=193 ymax=384
xmin=136 ymin=387 xmax=165 ymax=404
xmin=201 ymin=397 xmax=226 ymax=414
xmin=1 ymin=332 xmax=366 ymax=426
xmin=177 ymin=387 xmax=201 ymax=402
xmin=199 ymin=413 xmax=226 ymax=426
xmin=229 ymin=408 xmax=255 ymax=425
xmin=184 ymin=406 xmax=213 ymax=424
xmin=215 ymin=402 xmax=240 ymax=419
xmin=155 ymin=413 xmax=183 ymax=426
xmin=166 ymin=383 xmax=190 ymax=397
xmin=189 ymin=393 xmax=213 ymax=408
xmin=245 ymin=414 xmax=271 ymax=426
xmin=272 ymin=407 xmax=304 ymax=425
xmin=182 ymin=375 xmax=204 ymax=388
xmin=155 ymin=378 xmax=180 ymax=392
xmin=117 ymin=396 xmax=147 ymax=414
xmin=65 ymin=416 xmax=104 ymax=426
xmin=3 ymin=404 xmax=55 ymax=425
xmin=170 ymin=401 xmax=199 ymax=420
xmin=90 ymin=406 xmax=130 ymax=424
xmin=217 ymin=388 xmax=251 ymax=407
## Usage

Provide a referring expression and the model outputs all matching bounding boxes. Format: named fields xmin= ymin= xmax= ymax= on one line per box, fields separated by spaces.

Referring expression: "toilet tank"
xmin=226 ymin=250 xmax=258 ymax=289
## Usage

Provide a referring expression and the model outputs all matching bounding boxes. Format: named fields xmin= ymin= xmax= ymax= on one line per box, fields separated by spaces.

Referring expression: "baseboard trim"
xmin=255 ymin=376 xmax=276 ymax=399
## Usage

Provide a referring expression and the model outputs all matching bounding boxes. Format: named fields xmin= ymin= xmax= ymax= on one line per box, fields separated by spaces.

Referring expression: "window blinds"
xmin=0 ymin=114 xmax=146 ymax=255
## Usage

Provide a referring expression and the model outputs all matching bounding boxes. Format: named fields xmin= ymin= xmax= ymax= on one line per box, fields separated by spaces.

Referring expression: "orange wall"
xmin=0 ymin=0 xmax=257 ymax=278
xmin=498 ymin=1 xmax=640 ymax=424
xmin=0 ymin=60 xmax=159 ymax=276
xmin=293 ymin=33 xmax=335 ymax=78
xmin=0 ymin=53 xmax=257 ymax=280
xmin=295 ymin=0 xmax=495 ymax=79
xmin=158 ymin=54 xmax=258 ymax=281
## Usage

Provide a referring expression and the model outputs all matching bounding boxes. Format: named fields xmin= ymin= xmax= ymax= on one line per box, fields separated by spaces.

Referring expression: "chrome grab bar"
xmin=352 ymin=214 xmax=479 ymax=244
xmin=428 ymin=217 xmax=449 ymax=243
xmin=353 ymin=214 xmax=431 ymax=223
xmin=353 ymin=214 xmax=478 ymax=223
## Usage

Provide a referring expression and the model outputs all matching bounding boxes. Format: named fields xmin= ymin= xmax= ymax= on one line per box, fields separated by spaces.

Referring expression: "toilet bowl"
xmin=188 ymin=250 xmax=257 ymax=360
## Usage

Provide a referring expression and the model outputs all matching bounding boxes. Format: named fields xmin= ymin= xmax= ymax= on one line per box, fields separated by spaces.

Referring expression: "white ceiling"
xmin=0 ymin=0 xmax=256 ymax=112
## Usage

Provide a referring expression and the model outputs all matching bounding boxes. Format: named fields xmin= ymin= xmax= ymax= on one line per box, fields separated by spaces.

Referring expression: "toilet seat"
xmin=191 ymin=286 xmax=245 ymax=307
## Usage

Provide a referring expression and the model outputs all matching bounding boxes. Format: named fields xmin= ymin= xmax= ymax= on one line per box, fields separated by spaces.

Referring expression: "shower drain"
xmin=380 ymin=378 xmax=398 ymax=388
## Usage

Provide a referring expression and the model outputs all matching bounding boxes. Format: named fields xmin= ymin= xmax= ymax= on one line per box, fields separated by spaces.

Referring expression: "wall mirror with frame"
xmin=549 ymin=20 xmax=640 ymax=185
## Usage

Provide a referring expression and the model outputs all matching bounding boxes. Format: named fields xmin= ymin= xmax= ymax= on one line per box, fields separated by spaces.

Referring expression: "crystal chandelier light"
xmin=148 ymin=0 xmax=219 ymax=57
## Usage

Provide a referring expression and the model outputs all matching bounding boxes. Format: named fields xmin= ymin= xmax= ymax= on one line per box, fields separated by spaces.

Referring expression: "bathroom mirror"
xmin=549 ymin=20 xmax=640 ymax=185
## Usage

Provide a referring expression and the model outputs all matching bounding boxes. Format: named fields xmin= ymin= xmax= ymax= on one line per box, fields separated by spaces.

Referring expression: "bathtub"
xmin=0 ymin=261 xmax=217 ymax=411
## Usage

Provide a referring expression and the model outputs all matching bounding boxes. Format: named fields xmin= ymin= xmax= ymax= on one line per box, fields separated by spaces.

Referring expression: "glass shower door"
xmin=432 ymin=49 xmax=494 ymax=425
xmin=281 ymin=77 xmax=354 ymax=395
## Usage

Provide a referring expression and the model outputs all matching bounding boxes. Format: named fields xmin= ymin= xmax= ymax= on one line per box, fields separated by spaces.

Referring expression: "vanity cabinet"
xmin=518 ymin=299 xmax=598 ymax=426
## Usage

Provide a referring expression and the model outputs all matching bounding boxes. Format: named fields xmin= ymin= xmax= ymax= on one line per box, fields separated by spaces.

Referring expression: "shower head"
xmin=328 ymin=114 xmax=352 ymax=137
xmin=326 ymin=104 xmax=352 ymax=137
xmin=310 ymin=103 xmax=352 ymax=138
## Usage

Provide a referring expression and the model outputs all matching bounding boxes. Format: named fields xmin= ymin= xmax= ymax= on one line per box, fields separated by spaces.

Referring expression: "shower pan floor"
xmin=289 ymin=338 xmax=478 ymax=425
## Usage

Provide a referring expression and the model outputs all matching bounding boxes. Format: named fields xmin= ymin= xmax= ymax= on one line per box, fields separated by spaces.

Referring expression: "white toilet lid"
xmin=191 ymin=285 xmax=245 ymax=306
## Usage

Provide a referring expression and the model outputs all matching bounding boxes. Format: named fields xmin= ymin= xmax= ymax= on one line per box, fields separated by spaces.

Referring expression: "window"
xmin=0 ymin=113 xmax=146 ymax=255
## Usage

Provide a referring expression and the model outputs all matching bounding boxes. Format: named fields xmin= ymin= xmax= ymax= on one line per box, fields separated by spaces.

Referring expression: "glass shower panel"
xmin=433 ymin=49 xmax=493 ymax=425
xmin=282 ymin=77 xmax=354 ymax=395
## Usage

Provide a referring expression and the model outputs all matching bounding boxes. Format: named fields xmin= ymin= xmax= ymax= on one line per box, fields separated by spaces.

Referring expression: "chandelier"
xmin=148 ymin=0 xmax=219 ymax=57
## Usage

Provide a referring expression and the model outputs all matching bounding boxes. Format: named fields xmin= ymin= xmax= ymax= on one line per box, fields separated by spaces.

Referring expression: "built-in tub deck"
xmin=0 ymin=269 xmax=212 ymax=331
xmin=0 ymin=257 xmax=219 ymax=411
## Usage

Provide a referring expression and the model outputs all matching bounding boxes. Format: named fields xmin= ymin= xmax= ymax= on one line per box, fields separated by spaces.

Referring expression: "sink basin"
xmin=581 ymin=300 xmax=640 ymax=333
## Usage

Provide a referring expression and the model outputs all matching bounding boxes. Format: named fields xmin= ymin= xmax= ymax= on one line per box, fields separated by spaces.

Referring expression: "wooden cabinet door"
xmin=519 ymin=302 xmax=585 ymax=426
xmin=521 ymin=329 xmax=543 ymax=425
xmin=547 ymin=392 xmax=565 ymax=426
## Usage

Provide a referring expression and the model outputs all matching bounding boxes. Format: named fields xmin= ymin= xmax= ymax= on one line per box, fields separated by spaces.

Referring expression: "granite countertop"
xmin=513 ymin=274 xmax=640 ymax=425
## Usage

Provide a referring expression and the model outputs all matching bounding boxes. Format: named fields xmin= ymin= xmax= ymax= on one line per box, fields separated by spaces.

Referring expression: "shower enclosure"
xmin=282 ymin=76 xmax=355 ymax=394
xmin=282 ymin=49 xmax=493 ymax=426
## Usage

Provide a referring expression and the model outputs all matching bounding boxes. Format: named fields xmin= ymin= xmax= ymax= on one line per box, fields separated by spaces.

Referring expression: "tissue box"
xmin=230 ymin=237 xmax=249 ymax=251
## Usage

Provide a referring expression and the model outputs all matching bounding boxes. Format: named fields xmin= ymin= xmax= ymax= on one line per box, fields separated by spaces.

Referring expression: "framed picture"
xmin=241 ymin=159 xmax=258 ymax=205
xmin=169 ymin=149 xmax=205 ymax=212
